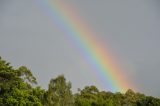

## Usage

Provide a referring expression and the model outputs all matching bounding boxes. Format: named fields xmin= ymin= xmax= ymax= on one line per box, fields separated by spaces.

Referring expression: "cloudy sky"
xmin=0 ymin=0 xmax=160 ymax=97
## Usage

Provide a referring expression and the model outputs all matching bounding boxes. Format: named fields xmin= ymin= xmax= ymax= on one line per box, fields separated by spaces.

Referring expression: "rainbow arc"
xmin=36 ymin=0 xmax=134 ymax=92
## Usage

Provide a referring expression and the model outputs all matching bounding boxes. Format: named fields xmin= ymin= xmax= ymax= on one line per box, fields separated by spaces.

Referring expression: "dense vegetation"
xmin=0 ymin=56 xmax=160 ymax=106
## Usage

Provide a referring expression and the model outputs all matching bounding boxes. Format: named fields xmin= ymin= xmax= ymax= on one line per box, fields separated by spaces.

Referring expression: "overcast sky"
xmin=0 ymin=0 xmax=160 ymax=97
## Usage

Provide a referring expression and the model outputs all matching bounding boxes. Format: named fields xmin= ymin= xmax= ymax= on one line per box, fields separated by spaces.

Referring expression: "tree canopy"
xmin=0 ymin=56 xmax=160 ymax=106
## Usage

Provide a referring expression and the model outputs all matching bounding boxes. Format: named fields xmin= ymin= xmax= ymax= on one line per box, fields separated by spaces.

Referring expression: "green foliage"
xmin=74 ymin=86 xmax=100 ymax=106
xmin=0 ymin=57 xmax=43 ymax=106
xmin=74 ymin=87 xmax=160 ymax=106
xmin=0 ymin=56 xmax=160 ymax=106
xmin=46 ymin=75 xmax=74 ymax=106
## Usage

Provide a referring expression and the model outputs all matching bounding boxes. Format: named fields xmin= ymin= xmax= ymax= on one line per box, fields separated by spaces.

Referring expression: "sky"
xmin=0 ymin=0 xmax=160 ymax=97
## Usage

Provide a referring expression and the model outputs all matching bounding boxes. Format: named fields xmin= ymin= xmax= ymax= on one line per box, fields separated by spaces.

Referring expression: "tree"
xmin=1 ymin=56 xmax=160 ymax=106
xmin=123 ymin=89 xmax=137 ymax=106
xmin=74 ymin=85 xmax=101 ymax=106
xmin=46 ymin=75 xmax=74 ymax=106
xmin=0 ymin=56 xmax=43 ymax=106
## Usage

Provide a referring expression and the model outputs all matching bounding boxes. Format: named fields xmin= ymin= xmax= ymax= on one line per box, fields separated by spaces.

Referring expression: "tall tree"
xmin=46 ymin=75 xmax=74 ymax=106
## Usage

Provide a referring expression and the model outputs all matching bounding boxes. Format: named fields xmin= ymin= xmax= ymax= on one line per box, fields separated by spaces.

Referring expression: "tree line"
xmin=0 ymin=56 xmax=160 ymax=106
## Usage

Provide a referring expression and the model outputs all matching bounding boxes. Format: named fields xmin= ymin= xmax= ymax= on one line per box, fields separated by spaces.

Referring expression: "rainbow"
xmin=36 ymin=0 xmax=133 ymax=92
